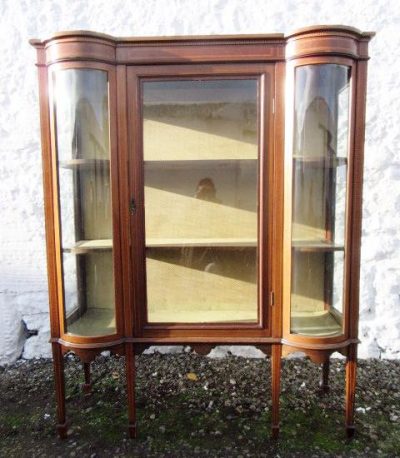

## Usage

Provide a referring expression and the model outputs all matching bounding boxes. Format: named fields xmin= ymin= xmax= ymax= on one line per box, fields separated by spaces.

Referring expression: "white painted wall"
xmin=0 ymin=0 xmax=399 ymax=364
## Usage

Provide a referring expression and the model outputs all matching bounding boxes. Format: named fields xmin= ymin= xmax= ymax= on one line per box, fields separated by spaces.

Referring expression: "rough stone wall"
xmin=0 ymin=0 xmax=399 ymax=364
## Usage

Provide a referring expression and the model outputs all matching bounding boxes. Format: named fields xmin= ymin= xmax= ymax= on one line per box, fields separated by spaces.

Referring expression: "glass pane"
xmin=53 ymin=69 xmax=115 ymax=336
xmin=142 ymin=79 xmax=259 ymax=323
xmin=290 ymin=64 xmax=350 ymax=336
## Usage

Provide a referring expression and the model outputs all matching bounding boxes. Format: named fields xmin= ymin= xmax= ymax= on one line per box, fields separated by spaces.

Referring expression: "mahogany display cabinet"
xmin=30 ymin=25 xmax=374 ymax=439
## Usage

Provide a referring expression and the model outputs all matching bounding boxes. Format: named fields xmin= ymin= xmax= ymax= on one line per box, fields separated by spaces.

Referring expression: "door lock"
xmin=129 ymin=198 xmax=137 ymax=215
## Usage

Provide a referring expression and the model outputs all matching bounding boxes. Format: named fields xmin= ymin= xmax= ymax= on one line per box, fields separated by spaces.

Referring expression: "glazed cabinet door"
xmin=127 ymin=64 xmax=275 ymax=337
xmin=284 ymin=57 xmax=355 ymax=343
xmin=49 ymin=63 xmax=123 ymax=341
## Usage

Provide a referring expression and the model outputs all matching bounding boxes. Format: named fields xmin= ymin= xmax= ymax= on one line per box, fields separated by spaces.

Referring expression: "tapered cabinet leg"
xmin=320 ymin=359 xmax=330 ymax=393
xmin=345 ymin=344 xmax=357 ymax=438
xmin=52 ymin=343 xmax=67 ymax=439
xmin=125 ymin=343 xmax=136 ymax=438
xmin=271 ymin=344 xmax=282 ymax=439
xmin=82 ymin=362 xmax=92 ymax=395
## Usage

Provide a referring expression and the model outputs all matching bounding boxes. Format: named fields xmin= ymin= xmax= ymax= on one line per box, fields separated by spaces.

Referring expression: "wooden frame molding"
xmin=31 ymin=25 xmax=374 ymax=441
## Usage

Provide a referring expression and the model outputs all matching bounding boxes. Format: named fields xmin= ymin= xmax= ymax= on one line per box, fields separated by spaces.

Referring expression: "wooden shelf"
xmin=67 ymin=308 xmax=115 ymax=336
xmin=292 ymin=240 xmax=344 ymax=252
xmin=149 ymin=309 xmax=258 ymax=324
xmin=58 ymin=159 xmax=110 ymax=170
xmin=146 ymin=237 xmax=257 ymax=248
xmin=144 ymin=158 xmax=257 ymax=169
xmin=64 ymin=238 xmax=257 ymax=253
xmin=63 ymin=239 xmax=113 ymax=254
xmin=293 ymin=155 xmax=347 ymax=167
xmin=290 ymin=310 xmax=343 ymax=337
xmin=60 ymin=158 xmax=257 ymax=169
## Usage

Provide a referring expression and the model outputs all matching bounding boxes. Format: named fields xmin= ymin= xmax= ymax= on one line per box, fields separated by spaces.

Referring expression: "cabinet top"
xmin=30 ymin=25 xmax=374 ymax=46
xmin=30 ymin=25 xmax=374 ymax=65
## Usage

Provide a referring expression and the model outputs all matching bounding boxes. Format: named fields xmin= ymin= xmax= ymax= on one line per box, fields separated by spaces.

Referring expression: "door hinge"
xmin=270 ymin=291 xmax=275 ymax=306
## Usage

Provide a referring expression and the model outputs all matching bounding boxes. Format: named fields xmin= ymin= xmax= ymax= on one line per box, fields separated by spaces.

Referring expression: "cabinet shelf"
xmin=291 ymin=310 xmax=342 ymax=337
xmin=59 ymin=159 xmax=110 ymax=170
xmin=293 ymin=156 xmax=347 ymax=167
xmin=63 ymin=237 xmax=258 ymax=253
xmin=63 ymin=239 xmax=113 ymax=254
xmin=144 ymin=158 xmax=257 ymax=170
xmin=60 ymin=158 xmax=257 ymax=170
xmin=67 ymin=308 xmax=115 ymax=336
xmin=292 ymin=240 xmax=344 ymax=252
xmin=146 ymin=237 xmax=257 ymax=248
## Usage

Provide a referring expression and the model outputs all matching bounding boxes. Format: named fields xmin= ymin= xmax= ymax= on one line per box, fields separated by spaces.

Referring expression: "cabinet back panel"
xmin=292 ymin=166 xmax=326 ymax=241
xmin=85 ymin=252 xmax=115 ymax=310
xmin=291 ymin=251 xmax=325 ymax=313
xmin=143 ymin=108 xmax=257 ymax=161
xmin=146 ymin=248 xmax=257 ymax=323
xmin=144 ymin=165 xmax=257 ymax=240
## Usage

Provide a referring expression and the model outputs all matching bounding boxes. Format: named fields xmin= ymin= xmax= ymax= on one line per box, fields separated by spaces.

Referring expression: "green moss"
xmin=71 ymin=399 xmax=128 ymax=444
xmin=1 ymin=413 xmax=25 ymax=429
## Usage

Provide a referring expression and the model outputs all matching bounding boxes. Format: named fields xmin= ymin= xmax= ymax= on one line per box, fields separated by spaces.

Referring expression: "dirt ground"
xmin=0 ymin=353 xmax=399 ymax=457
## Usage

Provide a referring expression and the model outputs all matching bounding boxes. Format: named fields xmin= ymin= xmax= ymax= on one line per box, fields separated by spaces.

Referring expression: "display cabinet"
xmin=30 ymin=25 xmax=373 ymax=439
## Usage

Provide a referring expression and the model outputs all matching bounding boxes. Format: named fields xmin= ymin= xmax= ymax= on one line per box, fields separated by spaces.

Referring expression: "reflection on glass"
xmin=143 ymin=79 xmax=259 ymax=323
xmin=290 ymin=65 xmax=350 ymax=336
xmin=54 ymin=69 xmax=115 ymax=336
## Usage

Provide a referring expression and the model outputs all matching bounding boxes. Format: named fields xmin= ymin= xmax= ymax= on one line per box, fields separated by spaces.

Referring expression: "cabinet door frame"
xmin=125 ymin=63 xmax=278 ymax=340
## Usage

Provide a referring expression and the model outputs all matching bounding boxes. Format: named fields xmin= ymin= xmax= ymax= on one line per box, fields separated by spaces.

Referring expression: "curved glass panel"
xmin=290 ymin=64 xmax=350 ymax=336
xmin=142 ymin=79 xmax=259 ymax=323
xmin=53 ymin=69 xmax=115 ymax=336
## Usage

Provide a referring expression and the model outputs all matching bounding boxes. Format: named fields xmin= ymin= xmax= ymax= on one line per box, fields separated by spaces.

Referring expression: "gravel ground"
xmin=0 ymin=352 xmax=399 ymax=457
